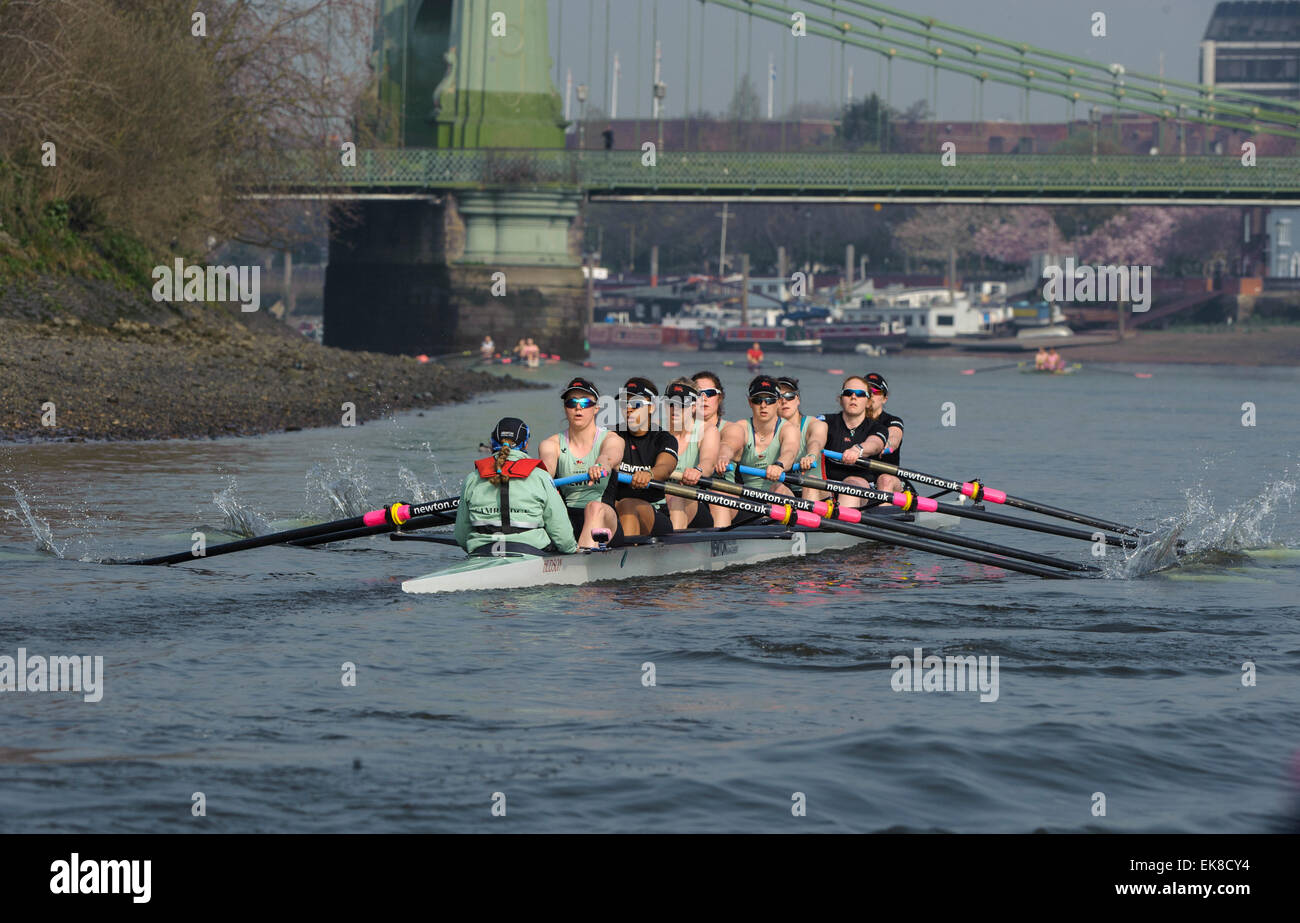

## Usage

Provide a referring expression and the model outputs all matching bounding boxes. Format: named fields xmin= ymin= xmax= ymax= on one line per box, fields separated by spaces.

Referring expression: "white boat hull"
xmin=401 ymin=511 xmax=960 ymax=594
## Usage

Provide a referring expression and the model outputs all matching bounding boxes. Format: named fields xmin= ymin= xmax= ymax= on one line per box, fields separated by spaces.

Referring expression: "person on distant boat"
xmin=746 ymin=342 xmax=765 ymax=372
xmin=538 ymin=376 xmax=624 ymax=548
xmin=454 ymin=417 xmax=578 ymax=556
xmin=1046 ymin=348 xmax=1062 ymax=372
xmin=714 ymin=376 xmax=801 ymax=525
xmin=662 ymin=377 xmax=721 ymax=529
xmin=774 ymin=376 xmax=828 ymax=486
xmin=480 ymin=335 xmax=495 ymax=361
xmin=524 ymin=337 xmax=542 ymax=368
xmin=1035 ymin=346 xmax=1048 ymax=371
xmin=610 ymin=377 xmax=679 ymax=539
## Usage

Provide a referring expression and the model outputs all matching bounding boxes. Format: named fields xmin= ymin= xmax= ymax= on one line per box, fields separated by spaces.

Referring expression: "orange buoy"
xmin=828 ymin=369 xmax=844 ymax=375
xmin=662 ymin=360 xmax=680 ymax=367
xmin=416 ymin=354 xmax=430 ymax=363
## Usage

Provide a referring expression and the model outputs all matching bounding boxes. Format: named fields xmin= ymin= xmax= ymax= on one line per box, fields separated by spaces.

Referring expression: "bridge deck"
xmin=254 ymin=151 xmax=1300 ymax=203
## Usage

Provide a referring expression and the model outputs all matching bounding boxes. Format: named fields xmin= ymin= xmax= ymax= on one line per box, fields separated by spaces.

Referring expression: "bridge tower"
xmin=326 ymin=0 xmax=586 ymax=356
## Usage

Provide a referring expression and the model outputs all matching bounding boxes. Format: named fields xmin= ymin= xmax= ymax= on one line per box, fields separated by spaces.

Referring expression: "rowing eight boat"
xmin=401 ymin=507 xmax=961 ymax=594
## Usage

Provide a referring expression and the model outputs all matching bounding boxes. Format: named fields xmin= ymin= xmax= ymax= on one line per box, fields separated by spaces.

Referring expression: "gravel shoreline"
xmin=0 ymin=277 xmax=535 ymax=441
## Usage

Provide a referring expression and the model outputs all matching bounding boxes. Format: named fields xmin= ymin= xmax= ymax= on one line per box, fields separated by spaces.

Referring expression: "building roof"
xmin=1204 ymin=1 xmax=1300 ymax=41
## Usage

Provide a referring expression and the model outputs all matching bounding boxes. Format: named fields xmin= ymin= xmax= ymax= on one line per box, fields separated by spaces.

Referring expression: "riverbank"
xmin=0 ymin=276 xmax=532 ymax=441
xmin=914 ymin=324 xmax=1300 ymax=367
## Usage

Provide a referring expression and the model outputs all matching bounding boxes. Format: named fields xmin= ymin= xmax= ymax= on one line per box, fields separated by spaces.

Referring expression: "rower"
xmin=538 ymin=376 xmax=624 ymax=548
xmin=611 ymin=377 xmax=679 ymax=539
xmin=851 ymin=372 xmax=904 ymax=494
xmin=690 ymin=370 xmax=734 ymax=526
xmin=815 ymin=375 xmax=885 ymax=509
xmin=691 ymin=370 xmax=729 ymax=431
xmin=1035 ymin=346 xmax=1048 ymax=371
xmin=1046 ymin=347 xmax=1062 ymax=372
xmin=480 ymin=335 xmax=495 ymax=361
xmin=774 ymin=376 xmax=828 ymax=480
xmin=715 ymin=376 xmax=800 ymax=525
xmin=662 ymin=377 xmax=721 ymax=529
xmin=453 ymin=417 xmax=578 ymax=556
xmin=746 ymin=343 xmax=765 ymax=372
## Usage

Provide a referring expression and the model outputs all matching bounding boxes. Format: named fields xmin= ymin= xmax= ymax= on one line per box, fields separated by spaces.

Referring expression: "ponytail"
xmin=489 ymin=443 xmax=514 ymax=485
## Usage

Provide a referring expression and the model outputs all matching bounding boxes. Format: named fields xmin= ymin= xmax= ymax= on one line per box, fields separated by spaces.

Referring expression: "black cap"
xmin=664 ymin=380 xmax=699 ymax=401
xmin=748 ymin=375 xmax=779 ymax=398
xmin=775 ymin=376 xmax=799 ymax=394
xmin=622 ymin=377 xmax=658 ymax=399
xmin=490 ymin=417 xmax=530 ymax=450
xmin=864 ymin=372 xmax=889 ymax=396
xmin=562 ymin=376 xmax=599 ymax=398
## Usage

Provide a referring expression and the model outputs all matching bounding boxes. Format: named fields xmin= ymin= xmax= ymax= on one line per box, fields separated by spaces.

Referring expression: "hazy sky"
xmin=550 ymin=0 xmax=1223 ymax=122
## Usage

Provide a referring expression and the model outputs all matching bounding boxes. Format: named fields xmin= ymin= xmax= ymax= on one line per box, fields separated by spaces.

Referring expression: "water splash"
xmin=1104 ymin=475 xmax=1297 ymax=578
xmin=4 ymin=486 xmax=65 ymax=557
xmin=304 ymin=453 xmax=372 ymax=518
xmin=212 ymin=479 xmax=273 ymax=538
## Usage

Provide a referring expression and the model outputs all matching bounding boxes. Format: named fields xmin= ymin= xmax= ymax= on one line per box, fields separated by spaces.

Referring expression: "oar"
xmin=699 ymin=471 xmax=1096 ymax=573
xmin=114 ymin=474 xmax=591 ymax=565
xmin=822 ymin=449 xmax=1148 ymax=537
xmin=730 ymin=462 xmax=939 ymax=512
xmin=626 ymin=474 xmax=1073 ymax=579
xmin=960 ymin=361 xmax=1024 ymax=375
xmin=783 ymin=463 xmax=1143 ymax=549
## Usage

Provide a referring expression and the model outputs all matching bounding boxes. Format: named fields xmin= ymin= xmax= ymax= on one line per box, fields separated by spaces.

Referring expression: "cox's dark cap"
xmin=864 ymin=372 xmax=889 ymax=396
xmin=775 ymin=376 xmax=799 ymax=393
xmin=562 ymin=376 xmax=599 ymax=398
xmin=491 ymin=417 xmax=529 ymax=448
xmin=664 ymin=381 xmax=699 ymax=400
xmin=622 ymin=378 xmax=658 ymax=399
xmin=748 ymin=376 xmax=779 ymax=398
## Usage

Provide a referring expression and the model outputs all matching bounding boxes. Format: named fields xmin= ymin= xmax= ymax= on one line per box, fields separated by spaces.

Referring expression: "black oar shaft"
xmin=655 ymin=476 xmax=1075 ymax=579
xmin=816 ymin=516 xmax=1073 ymax=579
xmin=698 ymin=474 xmax=1091 ymax=573
xmin=289 ymin=512 xmax=453 ymax=548
xmin=932 ymin=502 xmax=1136 ymax=547
xmin=859 ymin=458 xmax=1148 ymax=537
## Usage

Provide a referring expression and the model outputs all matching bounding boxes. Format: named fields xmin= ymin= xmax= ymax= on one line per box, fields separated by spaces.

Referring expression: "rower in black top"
xmin=809 ymin=374 xmax=893 ymax=510
xmin=853 ymin=372 xmax=905 ymax=493
xmin=608 ymin=377 xmax=679 ymax=539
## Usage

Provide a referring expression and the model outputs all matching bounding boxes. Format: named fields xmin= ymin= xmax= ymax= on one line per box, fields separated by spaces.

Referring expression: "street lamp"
xmin=577 ymin=83 xmax=589 ymax=150
xmin=654 ymin=81 xmax=667 ymax=150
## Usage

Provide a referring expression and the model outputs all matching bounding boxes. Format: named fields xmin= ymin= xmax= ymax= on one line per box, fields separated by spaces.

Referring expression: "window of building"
xmin=1279 ymin=219 xmax=1292 ymax=248
xmin=936 ymin=315 xmax=954 ymax=326
xmin=988 ymin=136 xmax=1004 ymax=153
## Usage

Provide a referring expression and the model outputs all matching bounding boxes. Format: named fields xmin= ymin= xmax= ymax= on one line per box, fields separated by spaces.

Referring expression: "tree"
xmin=894 ymin=206 xmax=998 ymax=294
xmin=835 ymin=93 xmax=893 ymax=151
xmin=726 ymin=74 xmax=762 ymax=123
xmin=974 ymin=208 xmax=1066 ymax=266
xmin=1073 ymin=207 xmax=1180 ymax=267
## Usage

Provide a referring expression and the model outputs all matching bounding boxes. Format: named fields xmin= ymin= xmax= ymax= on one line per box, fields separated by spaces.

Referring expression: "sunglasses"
xmin=564 ymin=397 xmax=596 ymax=409
xmin=666 ymin=396 xmax=697 ymax=407
xmin=696 ymin=388 xmax=721 ymax=398
xmin=750 ymin=395 xmax=777 ymax=406
xmin=624 ymin=399 xmax=653 ymax=410
xmin=868 ymin=387 xmax=884 ymax=396
xmin=777 ymin=391 xmax=799 ymax=401
xmin=841 ymin=388 xmax=868 ymax=398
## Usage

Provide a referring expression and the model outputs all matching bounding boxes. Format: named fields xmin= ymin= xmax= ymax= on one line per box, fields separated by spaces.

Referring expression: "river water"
xmin=2 ymin=349 xmax=1297 ymax=832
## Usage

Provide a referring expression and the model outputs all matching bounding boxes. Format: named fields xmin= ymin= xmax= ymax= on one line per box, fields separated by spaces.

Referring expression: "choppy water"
xmin=1 ymin=351 xmax=1298 ymax=832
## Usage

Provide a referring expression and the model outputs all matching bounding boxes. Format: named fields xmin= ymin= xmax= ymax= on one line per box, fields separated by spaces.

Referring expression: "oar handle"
xmin=615 ymin=473 xmax=820 ymax=527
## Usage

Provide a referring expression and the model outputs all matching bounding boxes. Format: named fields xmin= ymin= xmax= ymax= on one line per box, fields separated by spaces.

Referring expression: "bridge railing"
xmin=252 ymin=149 xmax=1300 ymax=198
